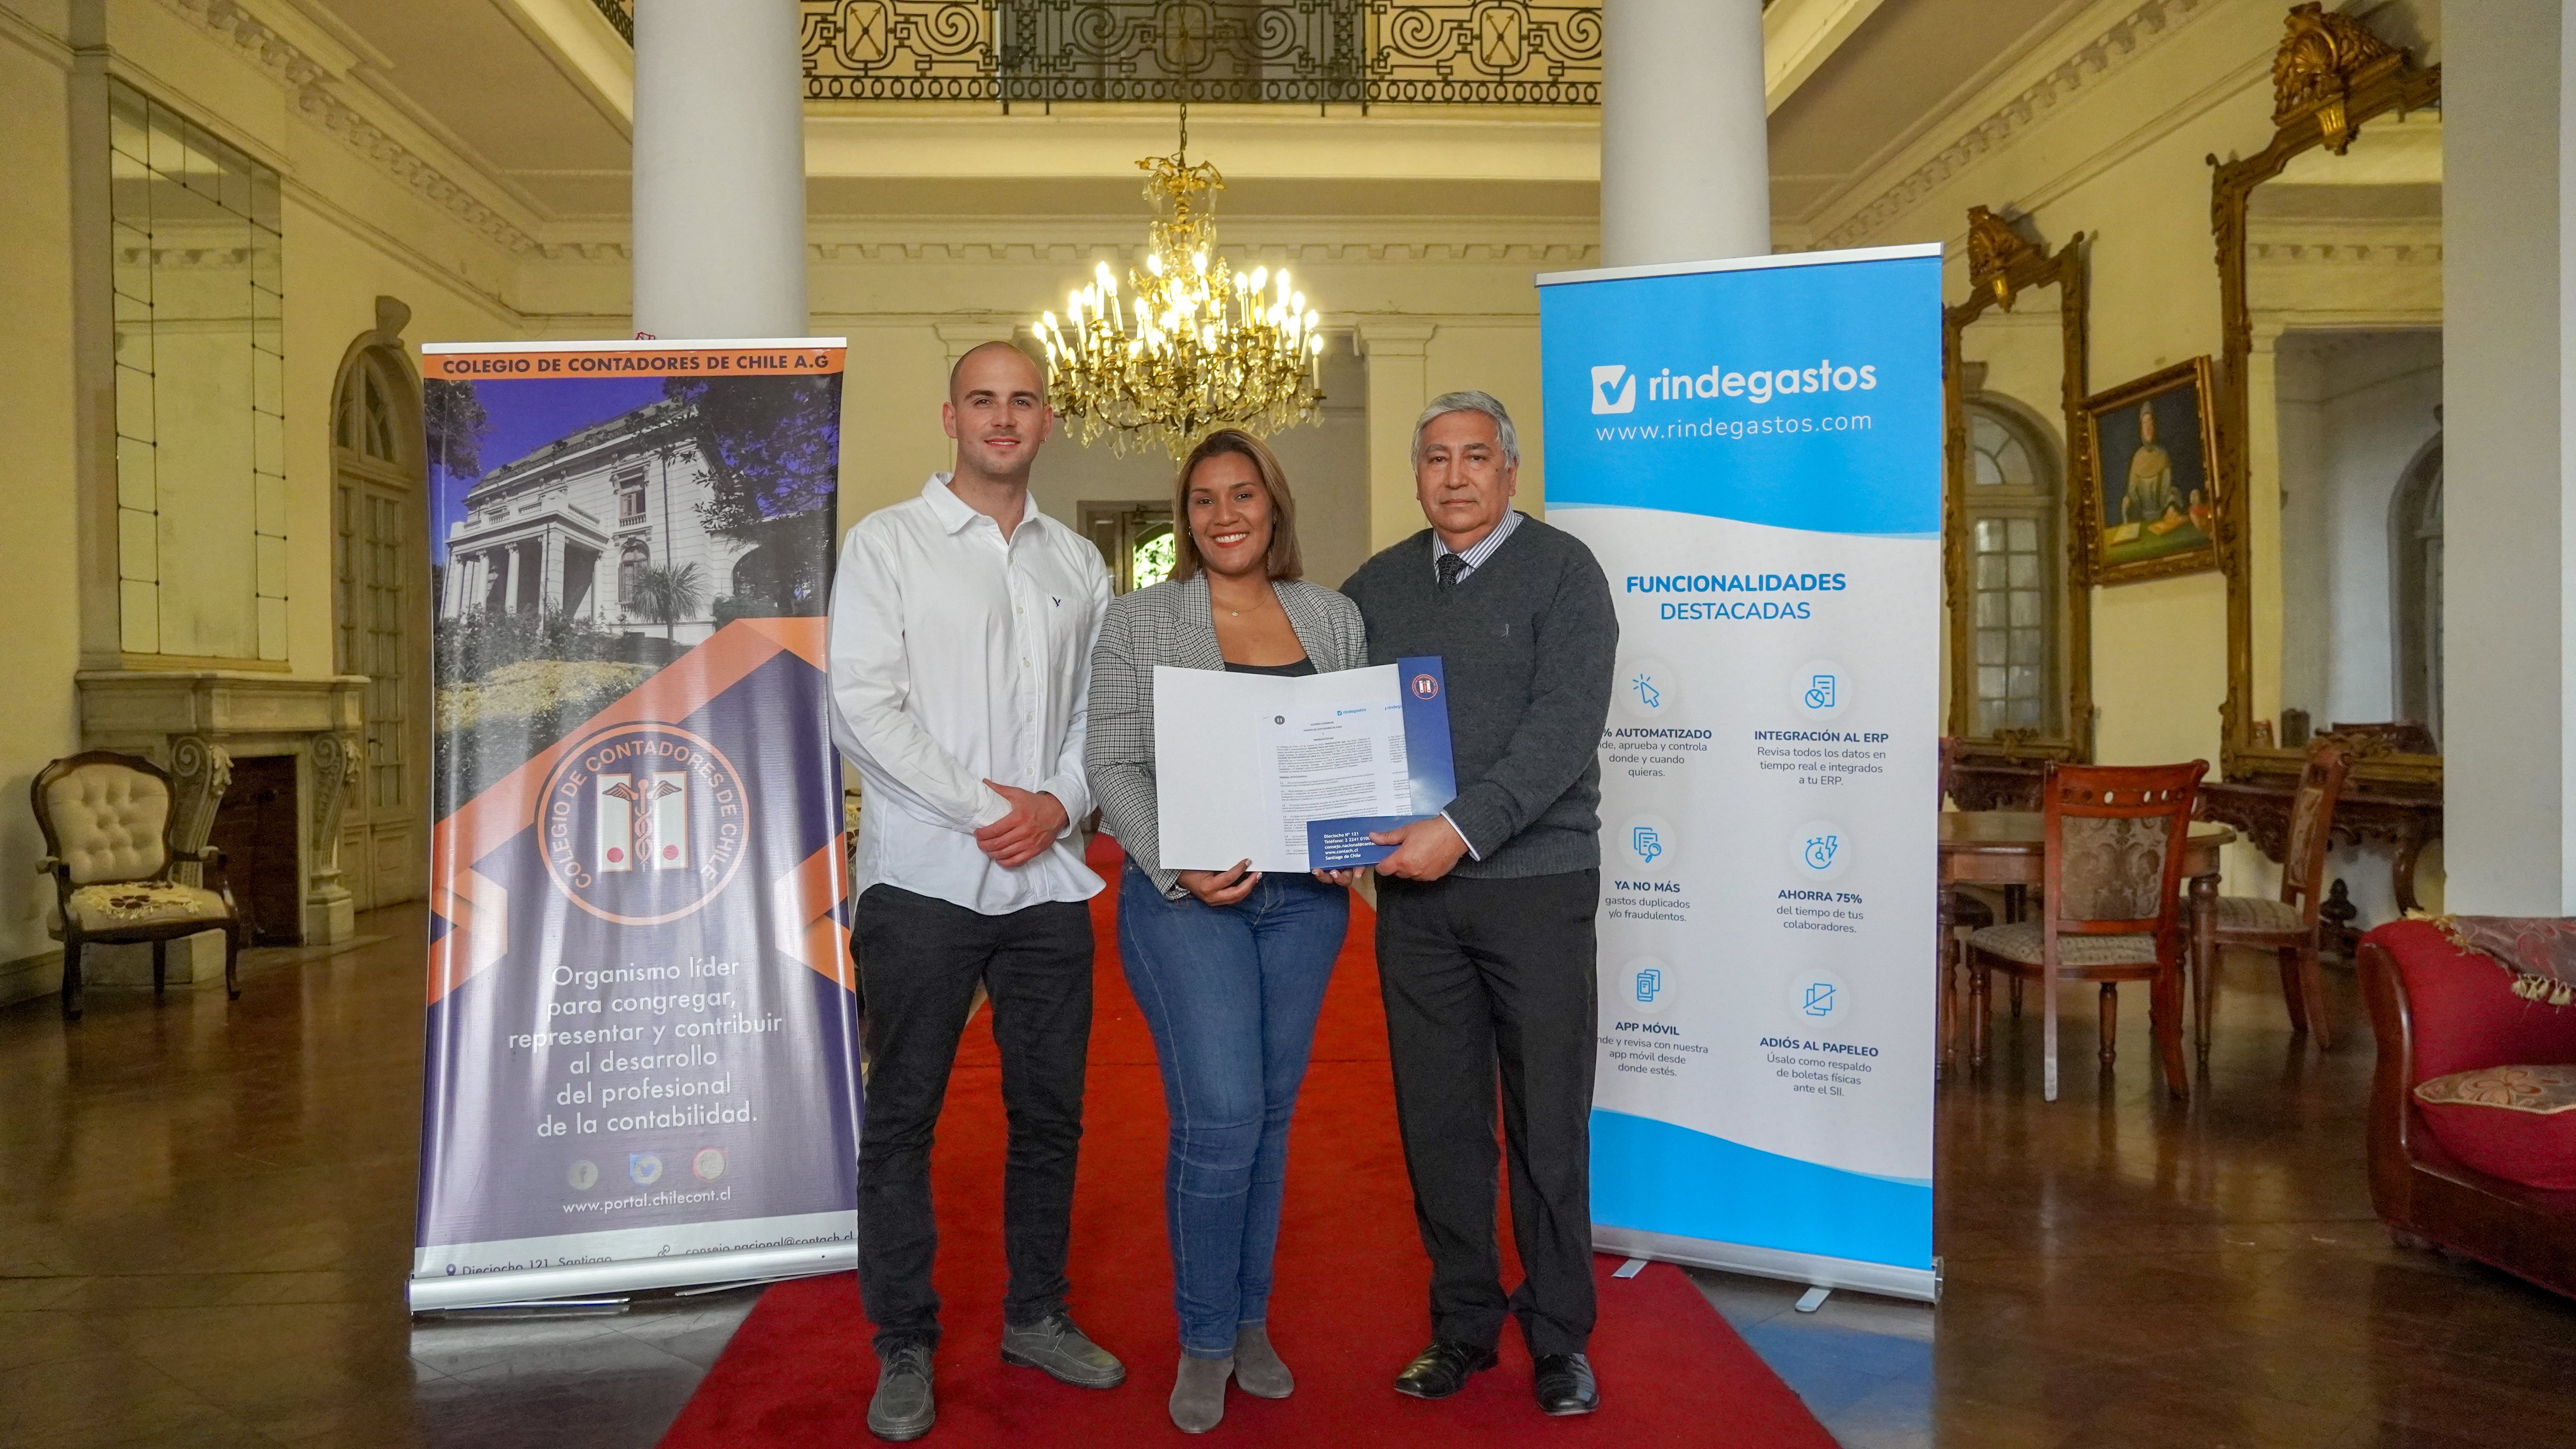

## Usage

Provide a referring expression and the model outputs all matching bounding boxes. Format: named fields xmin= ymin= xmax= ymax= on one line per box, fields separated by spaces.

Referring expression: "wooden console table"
xmin=2198 ymin=776 xmax=2442 ymax=945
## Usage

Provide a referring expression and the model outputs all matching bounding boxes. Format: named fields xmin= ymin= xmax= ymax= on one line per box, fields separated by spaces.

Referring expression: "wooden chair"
xmin=1935 ymin=739 xmax=1996 ymax=1076
xmin=31 ymin=751 xmax=240 ymax=1020
xmin=2206 ymin=743 xmax=2351 ymax=1053
xmin=1958 ymin=761 xmax=2204 ymax=1101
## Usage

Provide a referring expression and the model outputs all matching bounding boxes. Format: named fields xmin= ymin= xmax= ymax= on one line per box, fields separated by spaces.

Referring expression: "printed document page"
xmin=1254 ymin=670 xmax=1411 ymax=864
xmin=1154 ymin=664 xmax=1406 ymax=872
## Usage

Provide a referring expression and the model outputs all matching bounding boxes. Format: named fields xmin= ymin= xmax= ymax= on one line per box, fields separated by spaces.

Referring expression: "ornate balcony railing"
xmin=590 ymin=1 xmax=1603 ymax=106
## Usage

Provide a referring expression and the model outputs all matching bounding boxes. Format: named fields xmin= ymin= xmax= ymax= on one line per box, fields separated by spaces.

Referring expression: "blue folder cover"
xmin=1305 ymin=657 xmax=1456 ymax=867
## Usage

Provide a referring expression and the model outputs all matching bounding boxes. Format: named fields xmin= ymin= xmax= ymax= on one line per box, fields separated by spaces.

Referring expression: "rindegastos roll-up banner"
xmin=411 ymin=339 xmax=860 ymax=1310
xmin=1539 ymin=246 xmax=1943 ymax=1302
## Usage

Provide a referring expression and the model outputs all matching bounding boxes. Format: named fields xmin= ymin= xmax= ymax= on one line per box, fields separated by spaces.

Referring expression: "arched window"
xmin=330 ymin=329 xmax=425 ymax=910
xmin=620 ymin=539 xmax=651 ymax=617
xmin=1962 ymin=400 xmax=2061 ymax=736
xmin=2390 ymin=429 xmax=2443 ymax=740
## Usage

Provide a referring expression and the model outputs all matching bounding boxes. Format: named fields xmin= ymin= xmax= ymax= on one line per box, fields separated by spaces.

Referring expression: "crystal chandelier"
xmin=1034 ymin=116 xmax=1325 ymax=459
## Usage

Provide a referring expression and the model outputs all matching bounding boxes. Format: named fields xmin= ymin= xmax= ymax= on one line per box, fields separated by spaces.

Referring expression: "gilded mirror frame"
xmin=1943 ymin=206 xmax=2093 ymax=764
xmin=2209 ymin=3 xmax=2441 ymax=787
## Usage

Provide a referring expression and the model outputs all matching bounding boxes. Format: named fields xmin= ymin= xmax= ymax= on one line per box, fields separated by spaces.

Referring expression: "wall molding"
xmin=529 ymin=238 xmax=1600 ymax=267
xmin=152 ymin=0 xmax=543 ymax=255
xmin=1810 ymin=0 xmax=2227 ymax=249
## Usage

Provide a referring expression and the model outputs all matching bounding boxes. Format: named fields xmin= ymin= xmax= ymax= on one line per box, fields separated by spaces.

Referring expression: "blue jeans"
xmin=1117 ymin=863 xmax=1348 ymax=1357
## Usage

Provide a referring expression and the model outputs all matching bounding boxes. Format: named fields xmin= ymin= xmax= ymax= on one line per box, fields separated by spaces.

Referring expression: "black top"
xmin=1224 ymin=656 xmax=1317 ymax=676
xmin=1340 ymin=512 xmax=1618 ymax=879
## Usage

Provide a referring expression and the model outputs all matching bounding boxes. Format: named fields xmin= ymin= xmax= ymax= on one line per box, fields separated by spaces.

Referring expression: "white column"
xmin=632 ymin=0 xmax=808 ymax=338
xmin=1601 ymin=0 xmax=1771 ymax=267
xmin=541 ymin=527 xmax=566 ymax=612
xmin=1360 ymin=324 xmax=1438 ymax=552
xmin=503 ymin=545 xmax=524 ymax=616
xmin=2446 ymin=0 xmax=2566 ymax=910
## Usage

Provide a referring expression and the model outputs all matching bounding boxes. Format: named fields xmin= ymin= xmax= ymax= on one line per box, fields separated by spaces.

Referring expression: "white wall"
xmin=2275 ymin=330 xmax=2442 ymax=727
xmin=0 ymin=0 xmax=534 ymax=1001
xmin=2446 ymin=0 xmax=2567 ymax=912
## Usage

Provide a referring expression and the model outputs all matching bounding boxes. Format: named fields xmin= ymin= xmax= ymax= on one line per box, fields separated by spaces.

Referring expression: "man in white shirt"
xmin=829 ymin=341 xmax=1121 ymax=1442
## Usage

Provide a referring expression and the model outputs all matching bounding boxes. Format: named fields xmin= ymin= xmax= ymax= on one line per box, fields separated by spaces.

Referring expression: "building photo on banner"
xmin=414 ymin=339 xmax=860 ymax=1310
xmin=1541 ymin=246 xmax=1944 ymax=1301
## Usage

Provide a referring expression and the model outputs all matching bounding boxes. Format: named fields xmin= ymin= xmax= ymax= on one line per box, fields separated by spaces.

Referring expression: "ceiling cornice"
xmin=1807 ymin=0 xmax=2226 ymax=249
xmin=151 ymin=0 xmax=544 ymax=255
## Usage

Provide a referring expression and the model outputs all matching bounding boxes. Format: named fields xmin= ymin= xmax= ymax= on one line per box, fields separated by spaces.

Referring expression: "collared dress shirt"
xmin=1431 ymin=507 xmax=1523 ymax=582
xmin=828 ymin=474 xmax=1112 ymax=915
xmin=1428 ymin=508 xmax=1526 ymax=860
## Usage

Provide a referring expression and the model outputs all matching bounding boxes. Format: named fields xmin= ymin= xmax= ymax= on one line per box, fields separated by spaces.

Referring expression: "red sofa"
xmin=2360 ymin=919 xmax=2576 ymax=1298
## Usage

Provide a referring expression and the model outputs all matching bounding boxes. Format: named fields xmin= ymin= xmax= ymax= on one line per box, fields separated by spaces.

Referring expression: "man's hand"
xmin=975 ymin=781 xmax=1067 ymax=867
xmin=1370 ymin=817 xmax=1472 ymax=882
xmin=1177 ymin=861 xmax=1260 ymax=907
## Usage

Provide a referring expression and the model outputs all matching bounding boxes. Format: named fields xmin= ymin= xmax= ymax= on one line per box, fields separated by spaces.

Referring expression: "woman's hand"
xmin=1176 ymin=861 xmax=1260 ymax=906
xmin=1311 ymin=868 xmax=1365 ymax=887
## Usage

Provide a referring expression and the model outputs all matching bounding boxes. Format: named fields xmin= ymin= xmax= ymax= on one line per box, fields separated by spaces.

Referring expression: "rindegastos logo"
xmin=1591 ymin=364 xmax=1635 ymax=415
xmin=539 ymin=721 xmax=750 ymax=925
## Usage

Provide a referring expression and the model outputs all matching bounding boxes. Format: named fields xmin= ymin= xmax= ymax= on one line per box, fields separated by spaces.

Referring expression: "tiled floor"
xmin=4 ymin=904 xmax=2574 ymax=1447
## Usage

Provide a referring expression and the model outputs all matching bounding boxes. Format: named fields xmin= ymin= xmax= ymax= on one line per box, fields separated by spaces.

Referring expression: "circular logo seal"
xmin=1410 ymin=671 xmax=1441 ymax=701
xmin=538 ymin=722 xmax=751 ymax=926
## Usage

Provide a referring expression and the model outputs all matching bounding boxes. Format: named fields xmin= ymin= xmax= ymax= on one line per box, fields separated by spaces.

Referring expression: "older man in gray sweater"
xmin=1340 ymin=390 xmax=1617 ymax=1418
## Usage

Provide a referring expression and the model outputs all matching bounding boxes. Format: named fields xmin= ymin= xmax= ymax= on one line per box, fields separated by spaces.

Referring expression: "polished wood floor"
xmin=1 ymin=904 xmax=2570 ymax=1446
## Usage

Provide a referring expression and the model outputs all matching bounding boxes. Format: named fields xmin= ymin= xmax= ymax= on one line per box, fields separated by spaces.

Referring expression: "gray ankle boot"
xmin=1231 ymin=1322 xmax=1293 ymax=1399
xmin=1169 ymin=1354 xmax=1233 ymax=1433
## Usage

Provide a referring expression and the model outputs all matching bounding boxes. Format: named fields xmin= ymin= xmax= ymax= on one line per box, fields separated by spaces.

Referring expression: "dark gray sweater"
xmin=1341 ymin=513 xmax=1618 ymax=879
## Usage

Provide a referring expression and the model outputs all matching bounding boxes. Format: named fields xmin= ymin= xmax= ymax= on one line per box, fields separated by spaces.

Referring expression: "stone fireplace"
xmin=77 ymin=670 xmax=367 ymax=978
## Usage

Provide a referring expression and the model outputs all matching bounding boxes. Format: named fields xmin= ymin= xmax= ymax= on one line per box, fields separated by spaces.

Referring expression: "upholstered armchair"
xmin=31 ymin=751 xmax=240 ymax=1019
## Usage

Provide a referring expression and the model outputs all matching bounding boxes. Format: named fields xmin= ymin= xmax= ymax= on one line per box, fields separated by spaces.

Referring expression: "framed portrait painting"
xmin=2081 ymin=358 xmax=2220 ymax=585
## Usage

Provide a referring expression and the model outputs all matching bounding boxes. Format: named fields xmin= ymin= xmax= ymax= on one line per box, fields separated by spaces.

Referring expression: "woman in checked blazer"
xmin=1084 ymin=428 xmax=1367 ymax=1432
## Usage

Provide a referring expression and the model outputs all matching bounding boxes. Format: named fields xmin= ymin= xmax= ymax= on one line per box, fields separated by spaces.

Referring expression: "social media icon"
xmin=692 ymin=1148 xmax=726 ymax=1182
xmin=1632 ymin=825 xmax=1662 ymax=864
xmin=629 ymin=1152 xmax=664 ymax=1186
xmin=568 ymin=1160 xmax=598 ymax=1191
xmin=1635 ymin=967 xmax=1662 ymax=1003
xmin=1591 ymin=364 xmax=1636 ymax=414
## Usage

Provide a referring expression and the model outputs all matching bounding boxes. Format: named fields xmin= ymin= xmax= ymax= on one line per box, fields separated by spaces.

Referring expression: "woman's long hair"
xmin=1169 ymin=429 xmax=1303 ymax=582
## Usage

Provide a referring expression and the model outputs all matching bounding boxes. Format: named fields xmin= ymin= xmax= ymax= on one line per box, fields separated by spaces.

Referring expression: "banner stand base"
xmin=1594 ymin=1225 xmax=1940 ymax=1304
xmin=409 ymin=1242 xmax=855 ymax=1313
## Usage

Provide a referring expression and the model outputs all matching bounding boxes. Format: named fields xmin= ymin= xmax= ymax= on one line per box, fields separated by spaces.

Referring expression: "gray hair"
xmin=1411 ymin=390 xmax=1519 ymax=467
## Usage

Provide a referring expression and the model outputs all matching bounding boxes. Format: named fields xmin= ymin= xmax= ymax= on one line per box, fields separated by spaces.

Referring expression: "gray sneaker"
xmin=867 ymin=1342 xmax=936 ymax=1442
xmin=999 ymin=1310 xmax=1127 ymax=1388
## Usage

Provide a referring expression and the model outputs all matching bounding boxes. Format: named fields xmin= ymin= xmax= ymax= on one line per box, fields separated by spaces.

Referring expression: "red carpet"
xmin=658 ymin=838 xmax=1836 ymax=1448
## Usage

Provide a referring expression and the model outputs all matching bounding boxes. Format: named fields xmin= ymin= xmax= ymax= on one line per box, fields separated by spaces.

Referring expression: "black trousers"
xmin=1374 ymin=868 xmax=1599 ymax=1358
xmin=850 ymin=884 xmax=1094 ymax=1357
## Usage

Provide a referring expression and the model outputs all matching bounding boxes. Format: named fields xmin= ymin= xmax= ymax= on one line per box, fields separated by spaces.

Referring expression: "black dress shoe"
xmin=1393 ymin=1339 xmax=1498 ymax=1400
xmin=1533 ymin=1352 xmax=1599 ymax=1416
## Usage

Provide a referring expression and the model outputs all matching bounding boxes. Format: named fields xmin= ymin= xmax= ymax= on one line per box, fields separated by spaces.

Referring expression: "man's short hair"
xmin=1411 ymin=391 xmax=1519 ymax=467
xmin=950 ymin=339 xmax=1044 ymax=401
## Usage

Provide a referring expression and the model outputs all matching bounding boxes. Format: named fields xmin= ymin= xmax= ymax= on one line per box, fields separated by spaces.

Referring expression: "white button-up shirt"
xmin=828 ymin=474 xmax=1111 ymax=914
